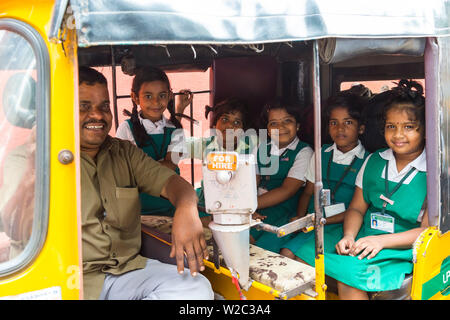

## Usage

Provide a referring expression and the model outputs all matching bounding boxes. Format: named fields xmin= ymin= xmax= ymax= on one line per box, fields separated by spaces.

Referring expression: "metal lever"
xmin=253 ymin=214 xmax=315 ymax=238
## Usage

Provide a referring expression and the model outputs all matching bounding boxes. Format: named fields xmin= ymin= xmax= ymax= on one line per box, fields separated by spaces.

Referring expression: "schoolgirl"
xmin=116 ymin=66 xmax=193 ymax=215
xmin=281 ymin=93 xmax=369 ymax=259
xmin=192 ymin=98 xmax=257 ymax=225
xmin=292 ymin=80 xmax=428 ymax=299
xmin=250 ymin=100 xmax=313 ymax=253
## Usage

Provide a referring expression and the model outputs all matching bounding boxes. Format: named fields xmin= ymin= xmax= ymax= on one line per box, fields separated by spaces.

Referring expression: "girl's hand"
xmin=335 ymin=235 xmax=355 ymax=255
xmin=176 ymin=89 xmax=193 ymax=114
xmin=252 ymin=212 xmax=267 ymax=221
xmin=350 ymin=236 xmax=384 ymax=260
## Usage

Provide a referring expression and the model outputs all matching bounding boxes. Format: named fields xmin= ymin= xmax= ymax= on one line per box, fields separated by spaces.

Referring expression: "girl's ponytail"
xmin=167 ymin=98 xmax=183 ymax=129
xmin=204 ymin=105 xmax=214 ymax=120
xmin=393 ymin=79 xmax=424 ymax=105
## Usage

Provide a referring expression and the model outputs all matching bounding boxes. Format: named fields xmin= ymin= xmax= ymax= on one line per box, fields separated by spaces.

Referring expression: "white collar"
xmin=324 ymin=140 xmax=366 ymax=162
xmin=138 ymin=114 xmax=175 ymax=133
xmin=379 ymin=148 xmax=427 ymax=173
xmin=269 ymin=137 xmax=299 ymax=156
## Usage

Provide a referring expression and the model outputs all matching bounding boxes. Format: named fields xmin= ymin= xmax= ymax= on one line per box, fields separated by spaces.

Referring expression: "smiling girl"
xmin=189 ymin=98 xmax=257 ymax=226
xmin=250 ymin=100 xmax=313 ymax=253
xmin=312 ymin=80 xmax=428 ymax=299
xmin=116 ymin=66 xmax=193 ymax=216
xmin=281 ymin=93 xmax=369 ymax=259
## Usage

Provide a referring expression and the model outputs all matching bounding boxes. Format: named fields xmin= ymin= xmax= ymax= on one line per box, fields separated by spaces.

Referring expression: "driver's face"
xmin=79 ymin=82 xmax=112 ymax=153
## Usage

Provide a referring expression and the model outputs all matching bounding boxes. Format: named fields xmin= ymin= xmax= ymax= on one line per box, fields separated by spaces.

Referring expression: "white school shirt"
xmin=355 ymin=148 xmax=427 ymax=221
xmin=115 ymin=114 xmax=186 ymax=153
xmin=256 ymin=136 xmax=313 ymax=182
xmin=305 ymin=140 xmax=366 ymax=183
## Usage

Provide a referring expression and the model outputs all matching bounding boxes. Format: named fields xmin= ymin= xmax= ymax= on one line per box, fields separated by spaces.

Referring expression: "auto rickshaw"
xmin=0 ymin=0 xmax=448 ymax=300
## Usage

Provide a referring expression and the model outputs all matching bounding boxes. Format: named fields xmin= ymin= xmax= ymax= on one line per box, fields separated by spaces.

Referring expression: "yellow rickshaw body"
xmin=0 ymin=0 xmax=448 ymax=301
xmin=411 ymin=227 xmax=450 ymax=300
xmin=0 ymin=0 xmax=81 ymax=299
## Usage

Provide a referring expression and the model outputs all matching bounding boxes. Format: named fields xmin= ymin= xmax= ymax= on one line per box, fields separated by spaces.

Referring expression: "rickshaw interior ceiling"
xmin=77 ymin=40 xmax=425 ymax=73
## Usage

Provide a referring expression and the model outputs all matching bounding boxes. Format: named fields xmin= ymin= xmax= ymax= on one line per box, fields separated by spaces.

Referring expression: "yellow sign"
xmin=207 ymin=152 xmax=238 ymax=171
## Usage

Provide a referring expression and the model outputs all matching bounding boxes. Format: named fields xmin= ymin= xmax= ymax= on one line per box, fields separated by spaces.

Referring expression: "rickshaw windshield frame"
xmin=0 ymin=18 xmax=50 ymax=276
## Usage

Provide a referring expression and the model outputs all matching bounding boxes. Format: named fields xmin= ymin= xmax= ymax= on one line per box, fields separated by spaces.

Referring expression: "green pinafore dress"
xmin=283 ymin=144 xmax=369 ymax=255
xmin=293 ymin=149 xmax=426 ymax=291
xmin=127 ymin=119 xmax=178 ymax=216
xmin=250 ymin=140 xmax=309 ymax=253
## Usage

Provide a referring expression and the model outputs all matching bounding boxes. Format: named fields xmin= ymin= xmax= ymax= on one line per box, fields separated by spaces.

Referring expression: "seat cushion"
xmin=140 ymin=215 xmax=315 ymax=294
xmin=141 ymin=215 xmax=174 ymax=234
xmin=249 ymin=244 xmax=315 ymax=293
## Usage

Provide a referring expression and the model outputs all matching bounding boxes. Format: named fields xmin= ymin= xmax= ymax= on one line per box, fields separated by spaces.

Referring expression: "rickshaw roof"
xmin=61 ymin=0 xmax=450 ymax=47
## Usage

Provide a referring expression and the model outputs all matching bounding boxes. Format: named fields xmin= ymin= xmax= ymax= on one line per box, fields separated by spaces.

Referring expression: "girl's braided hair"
xmin=382 ymin=79 xmax=425 ymax=131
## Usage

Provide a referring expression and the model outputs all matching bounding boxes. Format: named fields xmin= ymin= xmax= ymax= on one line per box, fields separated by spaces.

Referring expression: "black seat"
xmin=369 ymin=274 xmax=413 ymax=300
xmin=140 ymin=222 xmax=189 ymax=268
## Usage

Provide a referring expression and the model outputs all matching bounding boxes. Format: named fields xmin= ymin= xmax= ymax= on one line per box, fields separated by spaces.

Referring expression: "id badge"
xmin=370 ymin=213 xmax=395 ymax=233
xmin=324 ymin=203 xmax=346 ymax=218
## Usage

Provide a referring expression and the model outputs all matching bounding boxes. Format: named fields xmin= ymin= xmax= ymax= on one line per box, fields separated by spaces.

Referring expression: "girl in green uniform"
xmin=250 ymin=100 xmax=313 ymax=253
xmin=191 ymin=98 xmax=257 ymax=226
xmin=281 ymin=93 xmax=369 ymax=259
xmin=116 ymin=66 xmax=193 ymax=216
xmin=294 ymin=80 xmax=428 ymax=299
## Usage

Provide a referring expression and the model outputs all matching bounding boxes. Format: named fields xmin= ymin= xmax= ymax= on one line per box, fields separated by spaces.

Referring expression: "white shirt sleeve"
xmin=287 ymin=146 xmax=313 ymax=182
xmin=167 ymin=128 xmax=187 ymax=154
xmin=354 ymin=154 xmax=372 ymax=189
xmin=115 ymin=121 xmax=136 ymax=145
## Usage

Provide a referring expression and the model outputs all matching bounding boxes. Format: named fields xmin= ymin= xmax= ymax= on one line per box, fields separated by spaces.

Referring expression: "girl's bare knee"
xmin=280 ymin=248 xmax=295 ymax=259
xmin=337 ymin=281 xmax=368 ymax=300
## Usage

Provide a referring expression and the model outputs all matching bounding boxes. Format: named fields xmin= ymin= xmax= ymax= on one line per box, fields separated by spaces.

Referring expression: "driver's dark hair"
xmin=79 ymin=66 xmax=107 ymax=86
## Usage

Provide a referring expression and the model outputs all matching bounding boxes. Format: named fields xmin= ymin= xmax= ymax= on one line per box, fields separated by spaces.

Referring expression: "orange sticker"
xmin=207 ymin=152 xmax=238 ymax=171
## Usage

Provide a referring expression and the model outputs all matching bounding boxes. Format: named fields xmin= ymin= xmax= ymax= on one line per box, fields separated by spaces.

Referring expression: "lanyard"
xmin=279 ymin=148 xmax=289 ymax=159
xmin=381 ymin=160 xmax=416 ymax=214
xmin=326 ymin=150 xmax=357 ymax=203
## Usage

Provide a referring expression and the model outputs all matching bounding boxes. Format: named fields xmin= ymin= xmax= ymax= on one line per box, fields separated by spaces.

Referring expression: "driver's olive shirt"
xmin=81 ymin=136 xmax=175 ymax=299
